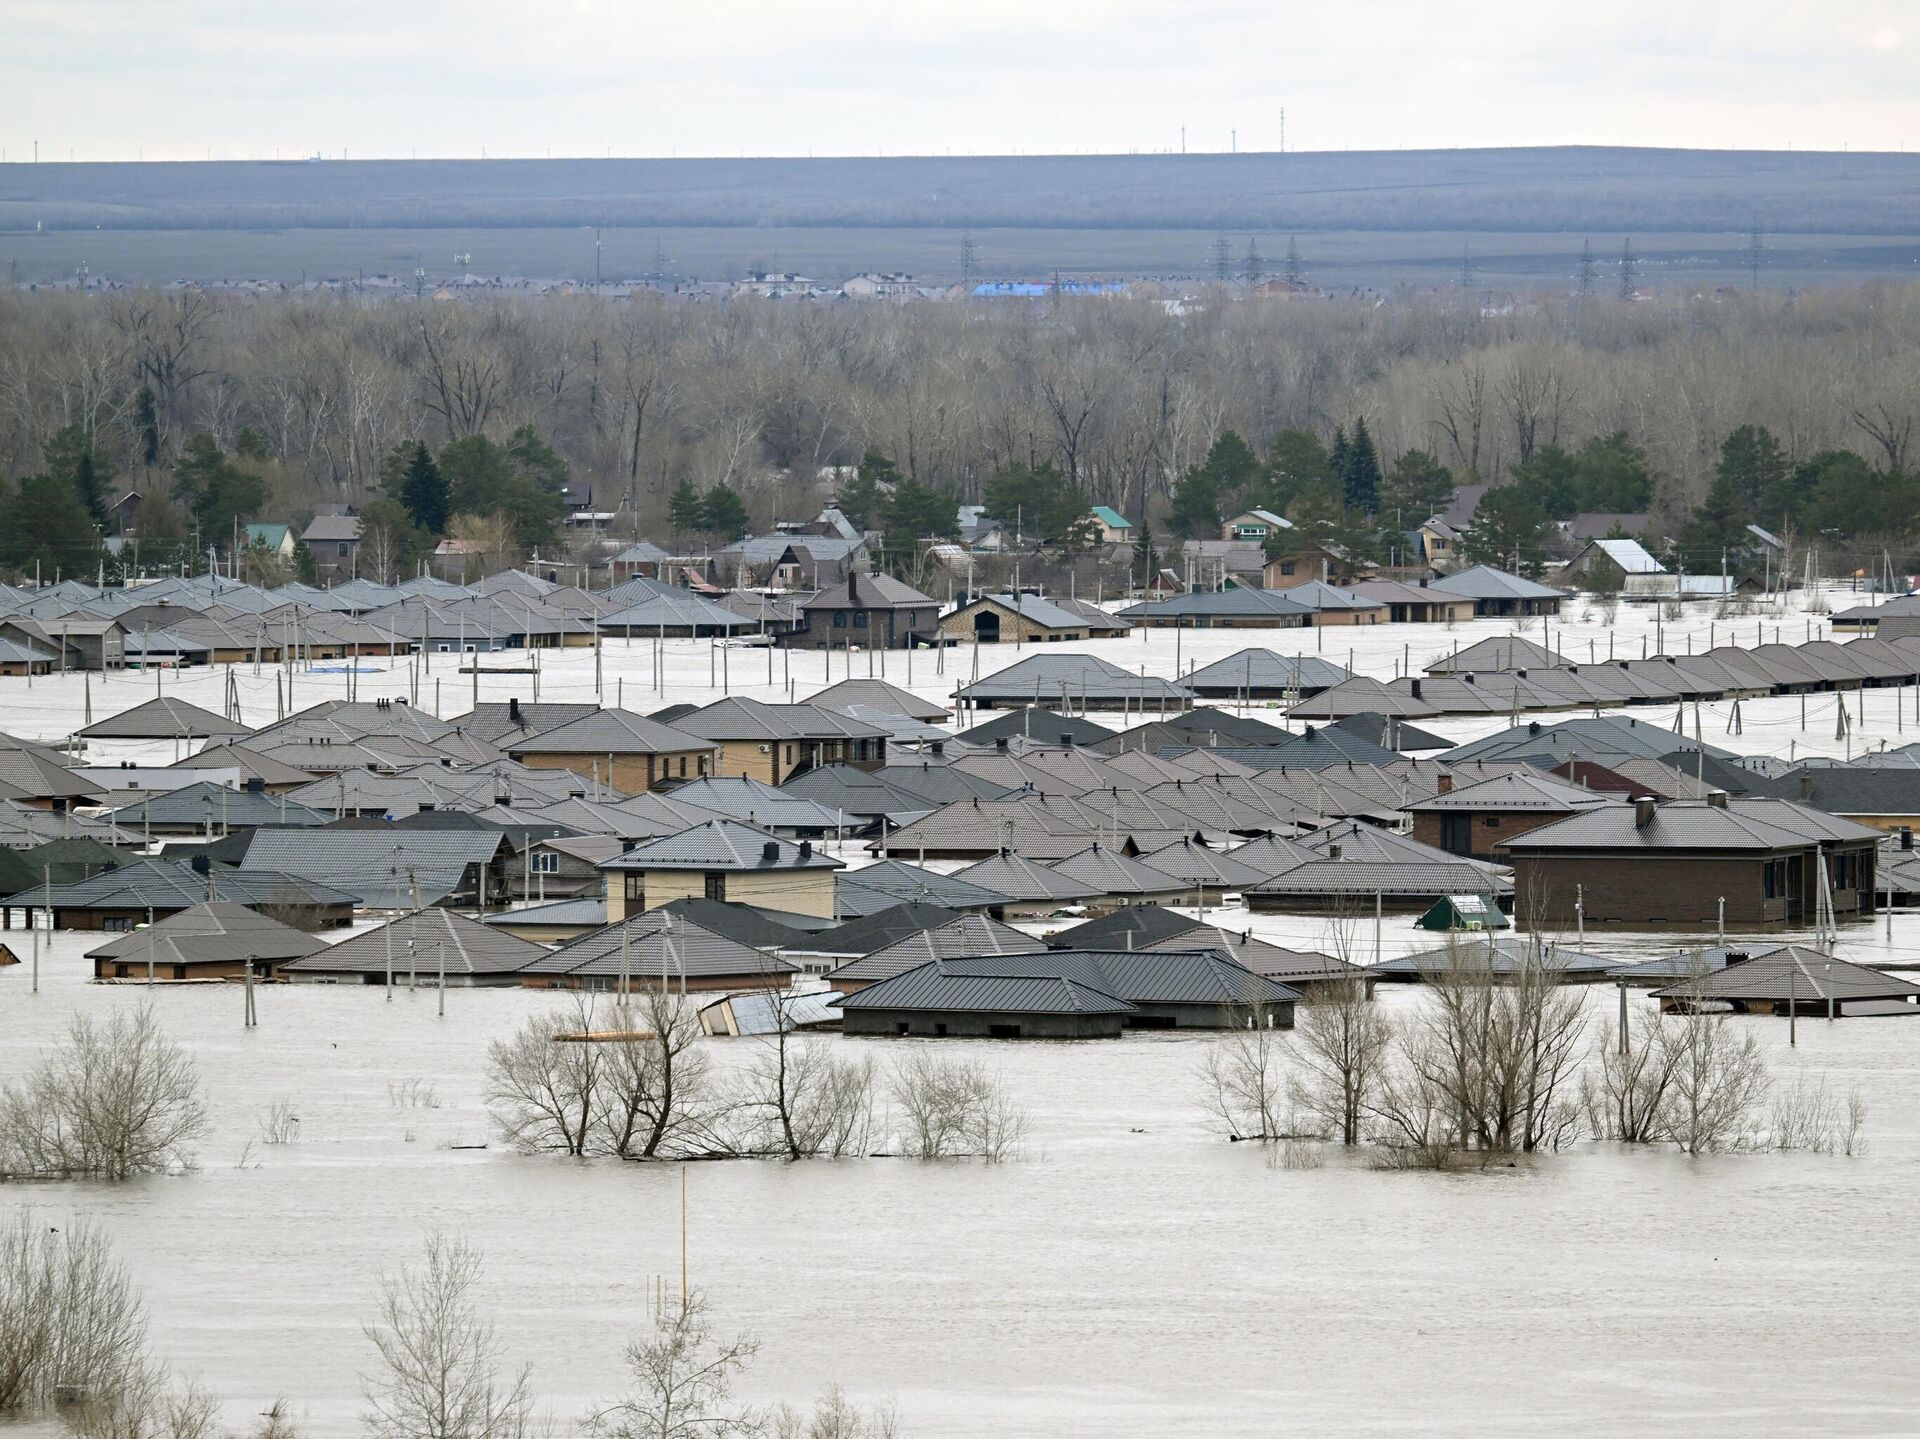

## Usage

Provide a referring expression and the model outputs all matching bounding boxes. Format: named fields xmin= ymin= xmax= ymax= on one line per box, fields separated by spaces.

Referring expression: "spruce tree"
xmin=1344 ymin=418 xmax=1383 ymax=514
xmin=399 ymin=443 xmax=451 ymax=535
xmin=134 ymin=386 xmax=160 ymax=468
xmin=669 ymin=479 xmax=706 ymax=538
xmin=699 ymin=485 xmax=749 ymax=540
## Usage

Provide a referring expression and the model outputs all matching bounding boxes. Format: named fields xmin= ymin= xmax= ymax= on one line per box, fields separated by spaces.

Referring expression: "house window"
xmin=833 ymin=612 xmax=846 ymax=628
xmin=678 ymin=756 xmax=687 ymax=777
xmin=1763 ymin=860 xmax=1786 ymax=899
xmin=1280 ymin=563 xmax=1296 ymax=576
xmin=853 ymin=611 xmax=868 ymax=627
xmin=1481 ymin=817 xmax=1500 ymax=828
xmin=704 ymin=873 xmax=727 ymax=902
xmin=532 ymin=852 xmax=559 ymax=874
xmin=337 ymin=543 xmax=350 ymax=557
xmin=104 ymin=916 xmax=132 ymax=932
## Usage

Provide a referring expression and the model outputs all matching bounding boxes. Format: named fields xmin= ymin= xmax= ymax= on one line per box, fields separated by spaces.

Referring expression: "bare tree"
xmin=593 ymin=988 xmax=721 ymax=1161
xmin=738 ymin=969 xmax=875 ymax=1160
xmin=0 ymin=1008 xmax=208 ymax=1181
xmin=361 ymin=1235 xmax=538 ymax=1439
xmin=769 ymin=1389 xmax=900 ymax=1439
xmin=587 ymin=1291 xmax=761 ymax=1439
xmin=1663 ymin=1005 xmax=1771 ymax=1155
xmin=1289 ymin=974 xmax=1390 ymax=1146
xmin=486 ymin=1005 xmax=605 ymax=1157
xmin=0 ymin=1215 xmax=151 ymax=1414
xmin=887 ymin=1054 xmax=1027 ymax=1162
xmin=1373 ymin=938 xmax=1588 ymax=1162
xmin=1197 ymin=1002 xmax=1290 ymax=1143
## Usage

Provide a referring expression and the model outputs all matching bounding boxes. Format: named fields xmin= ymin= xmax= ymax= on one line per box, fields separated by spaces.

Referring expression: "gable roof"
xmin=78 ymin=697 xmax=252 ymax=740
xmin=834 ymin=859 xmax=1012 ymax=917
xmin=827 ymin=914 xmax=1045 ymax=985
xmin=521 ymin=908 xmax=793 ymax=981
xmin=809 ymin=678 xmax=951 ymax=722
xmin=1427 ymin=566 xmax=1565 ymax=602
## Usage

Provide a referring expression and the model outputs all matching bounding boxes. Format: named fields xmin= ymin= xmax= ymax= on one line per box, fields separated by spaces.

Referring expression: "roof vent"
xmin=798 ymin=839 xmax=813 ymax=861
xmin=1706 ymin=790 xmax=1728 ymax=808
xmin=509 ymin=697 xmax=523 ymax=726
xmin=1329 ymin=843 xmax=1342 ymax=859
xmin=995 ymin=737 xmax=1009 ymax=752
xmin=1634 ymin=796 xmax=1656 ymax=828
xmin=244 ymin=778 xmax=265 ymax=793
xmin=191 ymin=855 xmax=210 ymax=874
xmin=1061 ymin=734 xmax=1075 ymax=747
xmin=1903 ymin=827 xmax=1914 ymax=852
xmin=1528 ymin=721 xmax=1541 ymax=736
xmin=1410 ymin=679 xmax=1423 ymax=699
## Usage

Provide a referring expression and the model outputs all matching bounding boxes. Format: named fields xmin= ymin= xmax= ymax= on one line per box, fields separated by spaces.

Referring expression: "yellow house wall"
xmin=607 ymin=867 xmax=837 ymax=921
xmin=516 ymin=748 xmax=716 ymax=794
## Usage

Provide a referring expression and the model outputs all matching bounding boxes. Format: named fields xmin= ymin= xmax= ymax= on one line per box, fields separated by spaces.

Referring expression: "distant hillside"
xmin=3 ymin=147 xmax=1919 ymax=236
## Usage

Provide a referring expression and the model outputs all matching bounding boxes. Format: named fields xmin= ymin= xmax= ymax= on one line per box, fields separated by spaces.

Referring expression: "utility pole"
xmin=1213 ymin=232 xmax=1231 ymax=283
xmin=1747 ymin=217 xmax=1764 ymax=291
xmin=960 ymin=230 xmax=977 ymax=288
xmin=1619 ymin=238 xmax=1638 ymax=301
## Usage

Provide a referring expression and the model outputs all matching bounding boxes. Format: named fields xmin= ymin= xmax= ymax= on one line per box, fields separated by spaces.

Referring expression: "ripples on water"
xmin=4 ymin=937 xmax=1920 ymax=1437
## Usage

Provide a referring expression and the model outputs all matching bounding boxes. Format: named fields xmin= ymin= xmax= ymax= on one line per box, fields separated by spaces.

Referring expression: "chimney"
xmin=798 ymin=839 xmax=813 ymax=861
xmin=1436 ymin=773 xmax=1454 ymax=795
xmin=1798 ymin=774 xmax=1814 ymax=801
xmin=191 ymin=855 xmax=211 ymax=874
xmin=1706 ymin=790 xmax=1728 ymax=809
xmin=1634 ymin=796 xmax=1656 ymax=828
xmin=509 ymin=696 xmax=523 ymax=726
xmin=1903 ymin=827 xmax=1914 ymax=852
xmin=1528 ymin=721 xmax=1541 ymax=736
xmin=1517 ymin=668 xmax=1528 ymax=679
xmin=995 ymin=737 xmax=1009 ymax=751
xmin=1463 ymin=672 xmax=1475 ymax=685
xmin=244 ymin=777 xmax=265 ymax=793
xmin=930 ymin=741 xmax=944 ymax=756
xmin=846 ymin=572 xmax=861 ymax=606
xmin=761 ymin=841 xmax=780 ymax=863
xmin=1329 ymin=843 xmax=1342 ymax=859
xmin=1410 ymin=678 xmax=1423 ymax=699
xmin=1061 ymin=734 xmax=1075 ymax=747
xmin=1304 ymin=724 xmax=1316 ymax=739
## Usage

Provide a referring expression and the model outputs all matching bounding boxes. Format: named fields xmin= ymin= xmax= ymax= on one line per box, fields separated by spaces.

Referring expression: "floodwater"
xmin=5 ymin=585 xmax=1920 ymax=1432
xmin=5 ymin=944 xmax=1920 ymax=1437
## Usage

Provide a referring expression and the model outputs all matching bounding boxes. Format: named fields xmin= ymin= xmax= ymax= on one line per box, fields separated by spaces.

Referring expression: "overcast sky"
xmin=5 ymin=0 xmax=1917 ymax=162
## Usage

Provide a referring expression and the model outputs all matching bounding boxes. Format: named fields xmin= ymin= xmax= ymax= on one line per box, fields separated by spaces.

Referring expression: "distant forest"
xmin=4 ymin=147 xmax=1920 ymax=235
xmin=6 ymin=279 xmax=1920 ymax=584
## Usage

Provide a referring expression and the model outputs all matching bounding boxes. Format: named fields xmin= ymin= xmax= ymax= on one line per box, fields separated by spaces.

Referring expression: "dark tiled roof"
xmin=504 ymin=707 xmax=714 ymax=756
xmin=828 ymin=914 xmax=1045 ymax=985
xmin=78 ymin=697 xmax=252 ymax=739
xmin=599 ymin=820 xmax=843 ymax=872
xmin=1651 ymin=946 xmax=1920 ymax=1004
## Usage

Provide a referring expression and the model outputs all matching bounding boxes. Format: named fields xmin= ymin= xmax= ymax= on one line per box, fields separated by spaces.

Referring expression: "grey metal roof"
xmin=83 ymin=900 xmax=328 ymax=965
xmin=104 ymin=782 xmax=330 ymax=830
xmin=656 ymin=777 xmax=848 ymax=832
xmin=1134 ymin=837 xmax=1273 ymax=888
xmin=522 ymin=793 xmax=732 ymax=841
xmin=1426 ymin=566 xmax=1566 ymax=602
xmin=1139 ymin=926 xmax=1360 ymax=984
xmin=949 ymin=850 xmax=1104 ymax=902
xmin=653 ymin=895 xmax=833 ymax=943
xmin=1329 ymin=712 xmax=1455 ymax=753
xmin=1288 ymin=676 xmax=1442 ymax=721
xmin=1047 ymin=903 xmax=1205 ymax=949
xmin=836 ymin=948 xmax=1301 ymax=1015
xmin=869 ymin=763 xmax=1015 ymax=805
xmin=1248 ymin=820 xmax=1513 ymax=899
xmin=778 ymin=764 xmax=942 ymax=824
xmin=955 ymin=707 xmax=1114 ymax=746
xmin=1118 ymin=588 xmax=1314 ymax=622
xmin=670 ymin=696 xmax=890 ymax=742
xmin=481 ymin=896 xmax=609 ymax=929
xmin=281 ymin=907 xmax=549 ymax=977
xmin=796 ymin=901 xmax=966 ymax=957
xmin=78 ymin=697 xmax=252 ymax=740
xmin=1442 ymin=716 xmax=1733 ymax=767
xmin=453 ymin=702 xmax=603 ymax=745
xmin=835 ymin=966 xmax=1136 ymax=1017
xmin=1405 ymin=769 xmax=1619 ymax=814
xmin=810 ymin=678 xmax=952 ymax=721
xmin=1182 ymin=649 xmax=1356 ymax=699
xmin=239 ymin=827 xmax=510 ymax=906
xmin=598 ymin=819 xmax=843 ymax=872
xmin=1375 ymin=935 xmax=1618 ymax=978
xmin=1748 ymin=766 xmax=1920 ymax=816
xmin=0 ymin=857 xmax=355 ymax=913
xmin=956 ymin=653 xmax=1193 ymax=704
xmin=960 ymin=591 xmax=1109 ymax=630
xmin=502 ymin=707 xmax=714 ymax=756
xmin=828 ymin=914 xmax=1045 ymax=984
xmin=1047 ymin=843 xmax=1189 ymax=897
xmin=524 ymin=908 xmax=794 ymax=980
xmin=1423 ymin=635 xmax=1567 ymax=674
xmin=596 ymin=590 xmax=751 ymax=631
xmin=1496 ymin=798 xmax=1883 ymax=853
xmin=834 ymin=859 xmax=1012 ymax=917
xmin=1650 ymin=946 xmax=1920 ymax=1004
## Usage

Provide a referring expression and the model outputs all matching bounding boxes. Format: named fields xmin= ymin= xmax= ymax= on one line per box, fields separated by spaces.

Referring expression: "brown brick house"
xmin=1497 ymin=795 xmax=1883 ymax=930
xmin=1405 ymin=769 xmax=1619 ymax=861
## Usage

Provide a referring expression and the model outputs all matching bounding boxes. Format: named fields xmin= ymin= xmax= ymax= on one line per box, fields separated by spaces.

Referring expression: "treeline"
xmin=5 ymin=283 xmax=1920 ymax=581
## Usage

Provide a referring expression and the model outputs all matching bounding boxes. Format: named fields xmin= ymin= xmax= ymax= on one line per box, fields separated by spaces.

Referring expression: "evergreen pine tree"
xmin=399 ymin=443 xmax=451 ymax=535
xmin=1344 ymin=419 xmax=1382 ymax=514
xmin=699 ymin=485 xmax=749 ymax=540
xmin=1328 ymin=427 xmax=1352 ymax=501
xmin=669 ymin=479 xmax=706 ymax=538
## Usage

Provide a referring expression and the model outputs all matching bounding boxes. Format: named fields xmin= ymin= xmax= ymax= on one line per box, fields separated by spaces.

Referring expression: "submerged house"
xmin=834 ymin=947 xmax=1302 ymax=1038
xmin=1497 ymin=795 xmax=1883 ymax=930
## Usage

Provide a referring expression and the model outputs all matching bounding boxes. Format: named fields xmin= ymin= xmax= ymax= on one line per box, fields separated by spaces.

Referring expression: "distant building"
xmin=1090 ymin=505 xmax=1134 ymax=544
xmin=1222 ymin=509 xmax=1292 ymax=543
xmin=302 ymin=513 xmax=362 ymax=579
xmin=840 ymin=272 xmax=918 ymax=300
